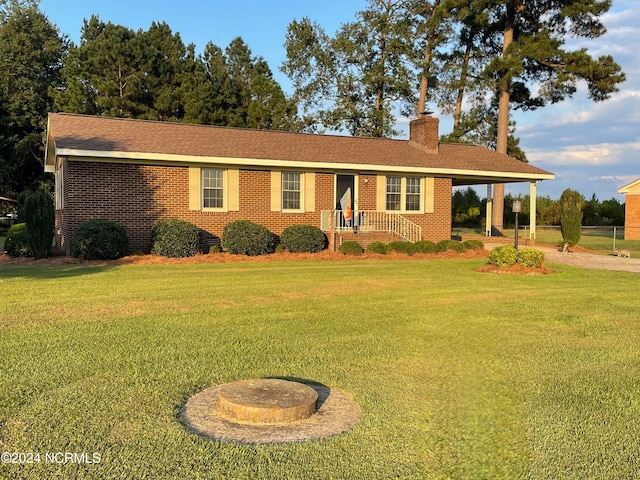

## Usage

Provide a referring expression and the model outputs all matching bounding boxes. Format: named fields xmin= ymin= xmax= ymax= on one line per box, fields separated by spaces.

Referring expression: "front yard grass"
xmin=1 ymin=258 xmax=639 ymax=478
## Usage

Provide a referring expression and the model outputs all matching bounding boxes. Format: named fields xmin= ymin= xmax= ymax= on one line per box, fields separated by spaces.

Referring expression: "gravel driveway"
xmin=485 ymin=243 xmax=640 ymax=274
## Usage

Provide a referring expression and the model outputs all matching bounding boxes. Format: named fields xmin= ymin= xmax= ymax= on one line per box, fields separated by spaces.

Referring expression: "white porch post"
xmin=529 ymin=181 xmax=537 ymax=241
xmin=485 ymin=184 xmax=493 ymax=237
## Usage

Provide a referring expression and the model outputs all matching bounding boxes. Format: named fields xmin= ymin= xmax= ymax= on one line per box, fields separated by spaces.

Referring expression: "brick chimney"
xmin=409 ymin=114 xmax=439 ymax=153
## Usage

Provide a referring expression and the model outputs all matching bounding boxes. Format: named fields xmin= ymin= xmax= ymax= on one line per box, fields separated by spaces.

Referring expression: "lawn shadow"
xmin=0 ymin=259 xmax=117 ymax=280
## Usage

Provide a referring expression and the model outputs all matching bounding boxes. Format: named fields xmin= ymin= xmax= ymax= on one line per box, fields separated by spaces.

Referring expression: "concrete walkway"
xmin=484 ymin=243 xmax=640 ymax=274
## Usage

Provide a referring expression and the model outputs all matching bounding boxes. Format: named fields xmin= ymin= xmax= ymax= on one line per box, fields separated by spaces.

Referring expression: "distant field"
xmin=1 ymin=258 xmax=639 ymax=478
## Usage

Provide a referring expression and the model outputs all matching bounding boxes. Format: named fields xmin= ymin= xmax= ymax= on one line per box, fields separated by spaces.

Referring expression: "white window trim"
xmin=385 ymin=176 xmax=424 ymax=214
xmin=201 ymin=167 xmax=228 ymax=212
xmin=281 ymin=171 xmax=305 ymax=213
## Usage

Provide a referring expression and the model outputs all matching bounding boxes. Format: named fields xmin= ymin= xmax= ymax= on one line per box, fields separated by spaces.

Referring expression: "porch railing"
xmin=320 ymin=210 xmax=422 ymax=243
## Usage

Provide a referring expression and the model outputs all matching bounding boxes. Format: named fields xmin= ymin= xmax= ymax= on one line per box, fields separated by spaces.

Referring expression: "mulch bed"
xmin=0 ymin=248 xmax=488 ymax=267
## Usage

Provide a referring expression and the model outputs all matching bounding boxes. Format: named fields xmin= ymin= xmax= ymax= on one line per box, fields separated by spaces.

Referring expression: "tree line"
xmin=452 ymin=187 xmax=625 ymax=227
xmin=1 ymin=0 xmax=625 ymax=226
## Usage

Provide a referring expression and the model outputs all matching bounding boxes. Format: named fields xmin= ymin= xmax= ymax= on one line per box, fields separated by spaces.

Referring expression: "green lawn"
xmin=1 ymin=258 xmax=639 ymax=479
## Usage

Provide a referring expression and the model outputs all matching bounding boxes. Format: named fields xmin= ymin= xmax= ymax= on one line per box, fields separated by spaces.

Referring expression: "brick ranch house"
xmin=45 ymin=112 xmax=554 ymax=254
xmin=618 ymin=179 xmax=640 ymax=240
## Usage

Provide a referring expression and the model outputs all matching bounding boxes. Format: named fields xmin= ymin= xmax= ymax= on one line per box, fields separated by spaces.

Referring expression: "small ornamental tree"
xmin=24 ymin=190 xmax=55 ymax=259
xmin=559 ymin=189 xmax=583 ymax=247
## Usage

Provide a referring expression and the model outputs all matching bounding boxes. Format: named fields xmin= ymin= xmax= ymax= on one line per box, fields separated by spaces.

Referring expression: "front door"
xmin=336 ymin=174 xmax=356 ymax=228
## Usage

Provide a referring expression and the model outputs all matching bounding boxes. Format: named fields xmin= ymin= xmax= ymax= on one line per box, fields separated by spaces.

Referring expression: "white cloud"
xmin=528 ymin=141 xmax=640 ymax=166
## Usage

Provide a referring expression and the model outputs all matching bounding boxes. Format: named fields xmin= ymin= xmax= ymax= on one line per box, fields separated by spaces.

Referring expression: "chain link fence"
xmin=526 ymin=226 xmax=640 ymax=251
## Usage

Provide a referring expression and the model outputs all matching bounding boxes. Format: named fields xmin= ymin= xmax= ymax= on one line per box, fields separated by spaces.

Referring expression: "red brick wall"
xmin=58 ymin=160 xmax=453 ymax=253
xmin=625 ymin=194 xmax=640 ymax=240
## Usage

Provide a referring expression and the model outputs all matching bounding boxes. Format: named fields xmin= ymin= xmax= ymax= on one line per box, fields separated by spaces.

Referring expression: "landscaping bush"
xmin=436 ymin=239 xmax=466 ymax=253
xmin=387 ymin=240 xmax=416 ymax=255
xmin=280 ymin=224 xmax=326 ymax=253
xmin=338 ymin=240 xmax=364 ymax=256
xmin=516 ymin=248 xmax=545 ymax=268
xmin=16 ymin=189 xmax=33 ymax=221
xmin=488 ymin=245 xmax=518 ymax=267
xmin=462 ymin=239 xmax=484 ymax=251
xmin=150 ymin=219 xmax=200 ymax=258
xmin=413 ymin=240 xmax=437 ymax=254
xmin=71 ymin=219 xmax=129 ymax=260
xmin=560 ymin=188 xmax=583 ymax=247
xmin=24 ymin=190 xmax=54 ymax=259
xmin=4 ymin=223 xmax=32 ymax=257
xmin=366 ymin=241 xmax=388 ymax=254
xmin=222 ymin=220 xmax=276 ymax=256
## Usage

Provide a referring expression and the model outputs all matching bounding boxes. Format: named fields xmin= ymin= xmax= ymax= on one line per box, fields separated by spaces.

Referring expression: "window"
xmin=282 ymin=172 xmax=301 ymax=210
xmin=202 ymin=168 xmax=223 ymax=209
xmin=381 ymin=176 xmax=426 ymax=213
xmin=386 ymin=176 xmax=402 ymax=211
xmin=405 ymin=177 xmax=421 ymax=211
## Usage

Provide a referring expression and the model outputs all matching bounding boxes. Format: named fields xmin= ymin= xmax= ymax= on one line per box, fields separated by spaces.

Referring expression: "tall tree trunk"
xmin=417 ymin=0 xmax=440 ymax=114
xmin=418 ymin=48 xmax=432 ymax=113
xmin=492 ymin=2 xmax=515 ymax=236
xmin=453 ymin=38 xmax=473 ymax=132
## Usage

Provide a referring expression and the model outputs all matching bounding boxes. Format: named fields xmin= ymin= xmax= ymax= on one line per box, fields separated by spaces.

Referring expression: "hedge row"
xmin=336 ymin=239 xmax=485 ymax=256
xmin=59 ymin=219 xmax=328 ymax=259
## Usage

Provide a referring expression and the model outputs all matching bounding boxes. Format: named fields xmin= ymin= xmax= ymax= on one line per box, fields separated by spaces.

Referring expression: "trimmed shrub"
xmin=559 ymin=188 xmax=583 ymax=247
xmin=16 ymin=189 xmax=33 ymax=221
xmin=150 ymin=219 xmax=200 ymax=258
xmin=4 ymin=223 xmax=32 ymax=257
xmin=366 ymin=241 xmax=388 ymax=254
xmin=436 ymin=239 xmax=466 ymax=253
xmin=222 ymin=220 xmax=276 ymax=256
xmin=462 ymin=239 xmax=484 ymax=251
xmin=71 ymin=219 xmax=129 ymax=260
xmin=24 ymin=190 xmax=54 ymax=259
xmin=488 ymin=245 xmax=518 ymax=267
xmin=413 ymin=240 xmax=437 ymax=254
xmin=387 ymin=240 xmax=416 ymax=255
xmin=338 ymin=240 xmax=364 ymax=256
xmin=280 ymin=224 xmax=326 ymax=253
xmin=516 ymin=248 xmax=545 ymax=268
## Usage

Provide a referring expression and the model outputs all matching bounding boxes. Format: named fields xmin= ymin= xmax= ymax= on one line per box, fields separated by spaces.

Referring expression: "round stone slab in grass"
xmin=181 ymin=378 xmax=360 ymax=445
xmin=218 ymin=379 xmax=318 ymax=424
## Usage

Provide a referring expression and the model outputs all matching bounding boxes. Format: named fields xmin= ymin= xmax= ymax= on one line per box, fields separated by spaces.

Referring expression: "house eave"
xmin=56 ymin=148 xmax=555 ymax=184
xmin=618 ymin=179 xmax=640 ymax=194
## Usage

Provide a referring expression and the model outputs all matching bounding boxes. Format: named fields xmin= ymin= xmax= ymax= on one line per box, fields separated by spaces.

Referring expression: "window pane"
xmin=386 ymin=176 xmax=401 ymax=210
xmin=203 ymin=168 xmax=223 ymax=208
xmin=282 ymin=172 xmax=301 ymax=210
xmin=406 ymin=177 xmax=420 ymax=211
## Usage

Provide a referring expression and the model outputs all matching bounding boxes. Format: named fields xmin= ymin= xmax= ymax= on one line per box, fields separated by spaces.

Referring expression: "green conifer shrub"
xmin=24 ymin=190 xmax=54 ymax=259
xmin=338 ymin=240 xmax=364 ymax=255
xmin=559 ymin=188 xmax=583 ymax=246
xmin=150 ymin=219 xmax=201 ymax=258
xmin=71 ymin=219 xmax=129 ymax=260
xmin=462 ymin=239 xmax=484 ymax=251
xmin=413 ymin=240 xmax=437 ymax=254
xmin=436 ymin=239 xmax=466 ymax=253
xmin=222 ymin=220 xmax=276 ymax=256
xmin=366 ymin=241 xmax=388 ymax=254
xmin=387 ymin=240 xmax=416 ymax=255
xmin=280 ymin=225 xmax=326 ymax=253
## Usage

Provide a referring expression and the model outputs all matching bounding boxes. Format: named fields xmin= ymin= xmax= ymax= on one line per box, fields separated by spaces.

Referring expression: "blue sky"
xmin=39 ymin=0 xmax=639 ymax=202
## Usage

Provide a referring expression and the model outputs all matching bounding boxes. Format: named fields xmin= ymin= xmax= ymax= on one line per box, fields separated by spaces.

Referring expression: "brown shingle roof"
xmin=47 ymin=113 xmax=553 ymax=183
